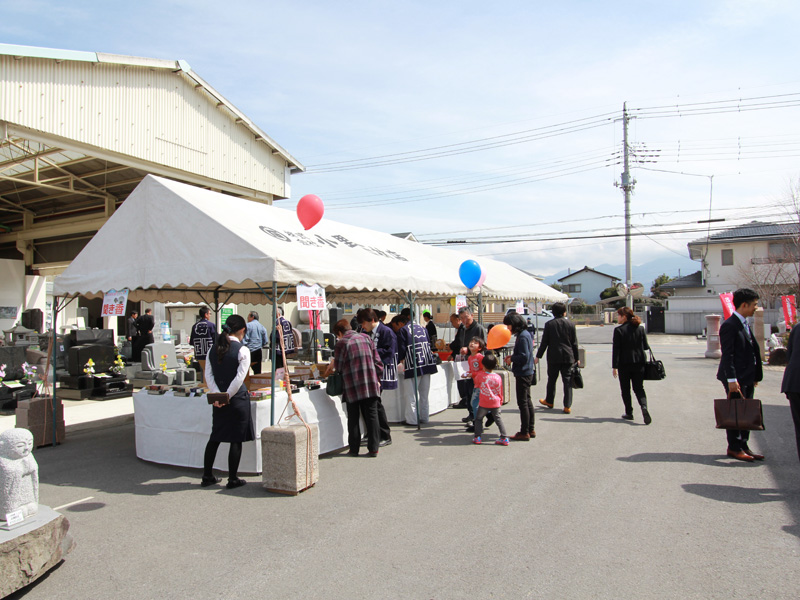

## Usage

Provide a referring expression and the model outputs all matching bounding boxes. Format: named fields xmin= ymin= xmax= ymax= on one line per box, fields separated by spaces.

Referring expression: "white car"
xmin=505 ymin=307 xmax=555 ymax=330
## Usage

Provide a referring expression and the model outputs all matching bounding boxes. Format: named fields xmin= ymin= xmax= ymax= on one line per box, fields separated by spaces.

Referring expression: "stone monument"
xmin=0 ymin=428 xmax=39 ymax=520
xmin=0 ymin=428 xmax=75 ymax=597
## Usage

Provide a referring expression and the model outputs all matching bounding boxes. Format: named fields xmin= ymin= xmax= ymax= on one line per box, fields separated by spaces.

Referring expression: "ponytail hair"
xmin=216 ymin=314 xmax=247 ymax=360
xmin=617 ymin=306 xmax=641 ymax=326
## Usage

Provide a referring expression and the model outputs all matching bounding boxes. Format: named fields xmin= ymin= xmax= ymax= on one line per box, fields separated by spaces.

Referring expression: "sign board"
xmin=719 ymin=293 xmax=735 ymax=320
xmin=515 ymin=300 xmax=524 ymax=314
xmin=782 ymin=295 xmax=797 ymax=326
xmin=221 ymin=307 xmax=234 ymax=322
xmin=455 ymin=295 xmax=467 ymax=312
xmin=101 ymin=289 xmax=129 ymax=317
xmin=297 ymin=284 xmax=326 ymax=312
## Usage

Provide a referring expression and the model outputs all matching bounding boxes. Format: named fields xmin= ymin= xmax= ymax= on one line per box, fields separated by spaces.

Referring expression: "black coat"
xmin=612 ymin=321 xmax=650 ymax=368
xmin=137 ymin=314 xmax=155 ymax=344
xmin=716 ymin=314 xmax=763 ymax=386
xmin=781 ymin=326 xmax=800 ymax=394
xmin=536 ymin=316 xmax=578 ymax=364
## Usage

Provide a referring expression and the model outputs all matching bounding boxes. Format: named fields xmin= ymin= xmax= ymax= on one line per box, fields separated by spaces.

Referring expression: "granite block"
xmin=261 ymin=424 xmax=319 ymax=495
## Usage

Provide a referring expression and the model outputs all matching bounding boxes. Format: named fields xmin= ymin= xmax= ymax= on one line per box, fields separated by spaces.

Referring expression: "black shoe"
xmin=200 ymin=476 xmax=221 ymax=487
xmin=379 ymin=439 xmax=392 ymax=447
xmin=347 ymin=449 xmax=359 ymax=456
xmin=366 ymin=451 xmax=379 ymax=457
xmin=226 ymin=478 xmax=247 ymax=489
xmin=621 ymin=413 xmax=634 ymax=420
xmin=454 ymin=399 xmax=468 ymax=409
xmin=465 ymin=425 xmax=475 ymax=433
xmin=485 ymin=415 xmax=495 ymax=428
xmin=461 ymin=416 xmax=472 ymax=423
xmin=642 ymin=409 xmax=652 ymax=425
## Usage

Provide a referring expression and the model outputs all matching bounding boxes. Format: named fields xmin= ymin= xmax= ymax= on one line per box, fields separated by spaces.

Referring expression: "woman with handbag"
xmin=611 ymin=307 xmax=652 ymax=424
xmin=200 ymin=314 xmax=255 ymax=489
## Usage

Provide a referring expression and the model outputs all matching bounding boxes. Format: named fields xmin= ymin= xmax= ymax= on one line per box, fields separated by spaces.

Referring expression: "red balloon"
xmin=297 ymin=194 xmax=324 ymax=230
xmin=486 ymin=324 xmax=512 ymax=350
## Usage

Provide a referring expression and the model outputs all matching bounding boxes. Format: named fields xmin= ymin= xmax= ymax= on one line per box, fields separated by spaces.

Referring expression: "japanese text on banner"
xmin=297 ymin=284 xmax=326 ymax=312
xmin=101 ymin=289 xmax=129 ymax=317
xmin=782 ymin=295 xmax=797 ymax=326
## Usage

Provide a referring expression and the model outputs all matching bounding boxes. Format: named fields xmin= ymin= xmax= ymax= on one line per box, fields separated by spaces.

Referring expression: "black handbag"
xmin=325 ymin=371 xmax=344 ymax=396
xmin=643 ymin=349 xmax=666 ymax=381
xmin=570 ymin=364 xmax=583 ymax=389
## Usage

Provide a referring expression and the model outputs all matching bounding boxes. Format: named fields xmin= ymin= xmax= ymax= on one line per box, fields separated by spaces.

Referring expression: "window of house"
xmin=565 ymin=284 xmax=581 ymax=293
xmin=721 ymin=249 xmax=733 ymax=266
xmin=769 ymin=242 xmax=799 ymax=260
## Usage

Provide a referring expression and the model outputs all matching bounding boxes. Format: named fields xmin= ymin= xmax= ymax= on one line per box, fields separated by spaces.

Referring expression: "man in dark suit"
xmin=780 ymin=320 xmax=800 ymax=463
xmin=535 ymin=302 xmax=579 ymax=414
xmin=133 ymin=308 xmax=155 ymax=362
xmin=716 ymin=288 xmax=764 ymax=462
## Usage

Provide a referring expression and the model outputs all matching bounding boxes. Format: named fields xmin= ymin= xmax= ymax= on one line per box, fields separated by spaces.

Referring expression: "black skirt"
xmin=210 ymin=386 xmax=255 ymax=443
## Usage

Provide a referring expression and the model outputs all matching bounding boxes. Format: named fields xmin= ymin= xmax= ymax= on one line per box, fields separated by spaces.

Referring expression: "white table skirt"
xmin=133 ymin=364 xmax=484 ymax=473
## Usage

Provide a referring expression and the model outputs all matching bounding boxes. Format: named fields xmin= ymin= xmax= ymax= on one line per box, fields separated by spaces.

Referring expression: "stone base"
xmin=261 ymin=424 xmax=319 ymax=495
xmin=16 ymin=398 xmax=65 ymax=448
xmin=0 ymin=505 xmax=75 ymax=597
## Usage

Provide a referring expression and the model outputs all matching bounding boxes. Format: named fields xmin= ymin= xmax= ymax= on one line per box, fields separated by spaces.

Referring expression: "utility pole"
xmin=619 ymin=102 xmax=635 ymax=308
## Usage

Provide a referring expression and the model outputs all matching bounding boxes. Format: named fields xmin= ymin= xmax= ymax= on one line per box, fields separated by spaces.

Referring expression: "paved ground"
xmin=8 ymin=332 xmax=800 ymax=599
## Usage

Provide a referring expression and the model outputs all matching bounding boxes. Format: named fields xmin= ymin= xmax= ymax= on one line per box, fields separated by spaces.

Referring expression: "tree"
xmin=651 ymin=274 xmax=673 ymax=299
xmin=549 ymin=282 xmax=563 ymax=292
xmin=599 ymin=286 xmax=618 ymax=300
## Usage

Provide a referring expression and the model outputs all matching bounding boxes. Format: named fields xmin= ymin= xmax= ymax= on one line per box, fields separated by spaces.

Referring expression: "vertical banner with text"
xmin=455 ymin=295 xmax=467 ymax=313
xmin=782 ymin=294 xmax=797 ymax=325
xmin=101 ymin=289 xmax=129 ymax=317
xmin=719 ymin=292 xmax=735 ymax=320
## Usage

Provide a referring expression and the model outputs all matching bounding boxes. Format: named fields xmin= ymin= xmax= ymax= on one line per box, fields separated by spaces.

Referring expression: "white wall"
xmin=561 ymin=270 xmax=618 ymax=303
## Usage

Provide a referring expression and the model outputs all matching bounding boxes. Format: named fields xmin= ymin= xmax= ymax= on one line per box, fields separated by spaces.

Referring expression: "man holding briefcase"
xmin=716 ymin=288 xmax=764 ymax=462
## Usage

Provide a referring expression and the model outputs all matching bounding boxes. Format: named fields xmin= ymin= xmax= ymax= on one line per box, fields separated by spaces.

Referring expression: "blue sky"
xmin=2 ymin=0 xmax=799 ymax=280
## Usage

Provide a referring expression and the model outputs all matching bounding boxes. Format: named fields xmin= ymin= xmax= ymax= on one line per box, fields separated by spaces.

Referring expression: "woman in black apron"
xmin=200 ymin=314 xmax=255 ymax=489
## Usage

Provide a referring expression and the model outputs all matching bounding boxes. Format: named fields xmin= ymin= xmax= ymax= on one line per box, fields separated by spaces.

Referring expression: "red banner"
xmin=719 ymin=293 xmax=735 ymax=320
xmin=782 ymin=295 xmax=797 ymax=326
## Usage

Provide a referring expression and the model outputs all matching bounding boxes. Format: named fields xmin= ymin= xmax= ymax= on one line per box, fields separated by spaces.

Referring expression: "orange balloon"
xmin=486 ymin=324 xmax=512 ymax=350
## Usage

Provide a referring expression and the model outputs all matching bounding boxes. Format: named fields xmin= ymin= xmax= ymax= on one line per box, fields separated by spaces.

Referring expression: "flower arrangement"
xmin=159 ymin=354 xmax=168 ymax=372
xmin=184 ymin=356 xmax=192 ymax=367
xmin=21 ymin=362 xmax=36 ymax=381
xmin=111 ymin=354 xmax=126 ymax=376
xmin=84 ymin=358 xmax=95 ymax=376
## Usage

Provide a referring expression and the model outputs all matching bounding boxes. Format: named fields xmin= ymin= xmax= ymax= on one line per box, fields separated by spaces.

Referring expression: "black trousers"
xmin=377 ymin=397 xmax=391 ymax=441
xmin=722 ymin=381 xmax=754 ymax=452
xmin=347 ymin=397 xmax=380 ymax=454
xmin=545 ymin=362 xmax=573 ymax=408
xmin=250 ymin=348 xmax=263 ymax=375
xmin=786 ymin=392 xmax=800 ymax=463
xmin=515 ymin=374 xmax=534 ymax=434
xmin=618 ymin=363 xmax=647 ymax=415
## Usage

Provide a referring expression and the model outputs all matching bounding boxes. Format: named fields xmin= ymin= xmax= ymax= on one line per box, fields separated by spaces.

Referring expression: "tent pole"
xmin=408 ymin=293 xmax=420 ymax=431
xmin=213 ymin=288 xmax=221 ymax=330
xmin=51 ymin=296 xmax=60 ymax=447
xmin=478 ymin=289 xmax=483 ymax=326
xmin=271 ymin=282 xmax=277 ymax=426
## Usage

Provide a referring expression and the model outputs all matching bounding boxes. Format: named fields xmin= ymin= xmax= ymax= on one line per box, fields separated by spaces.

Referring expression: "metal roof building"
xmin=0 ymin=43 xmax=304 ymax=274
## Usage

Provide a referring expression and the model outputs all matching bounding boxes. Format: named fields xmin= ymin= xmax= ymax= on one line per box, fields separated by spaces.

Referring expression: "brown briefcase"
xmin=714 ymin=393 xmax=765 ymax=431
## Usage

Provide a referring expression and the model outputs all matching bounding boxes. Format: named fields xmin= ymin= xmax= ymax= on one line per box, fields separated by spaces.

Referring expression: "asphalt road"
xmin=10 ymin=333 xmax=800 ymax=600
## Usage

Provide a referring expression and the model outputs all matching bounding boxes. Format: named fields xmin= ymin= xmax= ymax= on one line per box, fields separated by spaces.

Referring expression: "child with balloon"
xmin=472 ymin=353 xmax=510 ymax=446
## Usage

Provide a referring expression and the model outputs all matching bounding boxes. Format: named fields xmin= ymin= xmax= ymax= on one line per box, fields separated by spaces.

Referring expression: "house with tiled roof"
xmin=664 ymin=221 xmax=799 ymax=333
xmin=686 ymin=221 xmax=799 ymax=303
xmin=558 ymin=266 xmax=620 ymax=303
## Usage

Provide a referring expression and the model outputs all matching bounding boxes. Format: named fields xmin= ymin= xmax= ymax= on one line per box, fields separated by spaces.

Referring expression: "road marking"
xmin=53 ymin=496 xmax=95 ymax=511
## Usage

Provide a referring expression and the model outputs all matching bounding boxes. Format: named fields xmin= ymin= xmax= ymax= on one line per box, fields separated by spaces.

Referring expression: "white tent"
xmin=53 ymin=175 xmax=566 ymax=304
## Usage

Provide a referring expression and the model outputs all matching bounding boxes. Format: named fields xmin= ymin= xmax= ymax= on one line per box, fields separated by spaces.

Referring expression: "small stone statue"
xmin=0 ymin=428 xmax=39 ymax=521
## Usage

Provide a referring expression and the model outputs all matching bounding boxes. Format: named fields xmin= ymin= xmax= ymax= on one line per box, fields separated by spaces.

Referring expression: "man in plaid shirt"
xmin=332 ymin=319 xmax=384 ymax=457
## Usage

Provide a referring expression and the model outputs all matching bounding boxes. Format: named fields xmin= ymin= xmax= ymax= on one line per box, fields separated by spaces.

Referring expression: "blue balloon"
xmin=459 ymin=260 xmax=482 ymax=289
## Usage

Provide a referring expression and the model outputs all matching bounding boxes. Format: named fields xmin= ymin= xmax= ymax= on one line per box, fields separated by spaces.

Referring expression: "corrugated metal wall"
xmin=0 ymin=55 xmax=289 ymax=197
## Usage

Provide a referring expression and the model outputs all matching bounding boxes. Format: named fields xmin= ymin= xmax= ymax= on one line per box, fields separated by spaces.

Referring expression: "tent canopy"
xmin=53 ymin=175 xmax=566 ymax=305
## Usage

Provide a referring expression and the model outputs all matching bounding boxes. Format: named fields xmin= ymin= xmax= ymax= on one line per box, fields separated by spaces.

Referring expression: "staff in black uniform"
xmin=612 ymin=306 xmax=652 ymax=424
xmin=200 ymin=314 xmax=254 ymax=489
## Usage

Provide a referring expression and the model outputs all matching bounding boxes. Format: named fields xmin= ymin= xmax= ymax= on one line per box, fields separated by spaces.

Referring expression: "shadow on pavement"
xmin=541 ymin=415 xmax=647 ymax=425
xmin=617 ymin=452 xmax=745 ymax=467
xmin=682 ymin=483 xmax=785 ymax=504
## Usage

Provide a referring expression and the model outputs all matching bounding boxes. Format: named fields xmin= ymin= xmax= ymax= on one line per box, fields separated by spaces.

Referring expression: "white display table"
xmin=132 ymin=363 xmax=476 ymax=473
